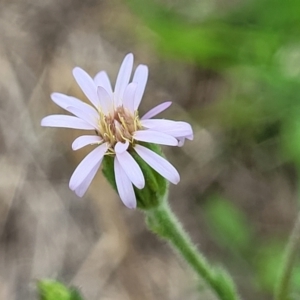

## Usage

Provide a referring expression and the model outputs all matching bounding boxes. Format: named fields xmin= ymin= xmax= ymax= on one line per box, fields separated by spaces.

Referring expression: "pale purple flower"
xmin=41 ymin=53 xmax=193 ymax=209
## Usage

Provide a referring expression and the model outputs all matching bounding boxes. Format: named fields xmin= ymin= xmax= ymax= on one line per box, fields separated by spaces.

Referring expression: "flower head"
xmin=41 ymin=53 xmax=193 ymax=209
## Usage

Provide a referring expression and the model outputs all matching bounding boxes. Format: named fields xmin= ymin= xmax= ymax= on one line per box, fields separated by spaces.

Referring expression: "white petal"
xmin=114 ymin=53 xmax=134 ymax=106
xmin=97 ymin=86 xmax=113 ymax=115
xmin=122 ymin=82 xmax=137 ymax=113
xmin=116 ymin=151 xmax=145 ymax=189
xmin=55 ymin=95 xmax=99 ymax=119
xmin=178 ymin=138 xmax=185 ymax=147
xmin=163 ymin=123 xmax=193 ymax=139
xmin=141 ymin=119 xmax=193 ymax=138
xmin=94 ymin=71 xmax=113 ymax=96
xmin=132 ymin=64 xmax=148 ymax=110
xmin=141 ymin=101 xmax=172 ymax=120
xmin=134 ymin=130 xmax=178 ymax=146
xmin=74 ymin=160 xmax=102 ymax=197
xmin=72 ymin=135 xmax=102 ymax=150
xmin=114 ymin=157 xmax=137 ymax=209
xmin=73 ymin=67 xmax=100 ymax=108
xmin=134 ymin=144 xmax=180 ymax=184
xmin=162 ymin=130 xmax=193 ymax=140
xmin=115 ymin=141 xmax=129 ymax=153
xmin=141 ymin=119 xmax=178 ymax=128
xmin=51 ymin=93 xmax=98 ymax=116
xmin=66 ymin=106 xmax=99 ymax=129
xmin=41 ymin=115 xmax=95 ymax=130
xmin=69 ymin=143 xmax=108 ymax=190
xmin=51 ymin=93 xmax=79 ymax=110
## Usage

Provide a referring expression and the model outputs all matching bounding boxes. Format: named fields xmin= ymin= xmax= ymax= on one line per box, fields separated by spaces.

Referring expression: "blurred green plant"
xmin=37 ymin=280 xmax=83 ymax=300
xmin=204 ymin=195 xmax=253 ymax=253
xmin=254 ymin=240 xmax=300 ymax=294
xmin=255 ymin=241 xmax=286 ymax=293
xmin=126 ymin=0 xmax=300 ymax=68
xmin=126 ymin=0 xmax=300 ymax=128
xmin=204 ymin=196 xmax=300 ymax=296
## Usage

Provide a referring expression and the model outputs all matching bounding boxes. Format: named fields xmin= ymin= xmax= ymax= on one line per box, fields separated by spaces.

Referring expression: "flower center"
xmin=97 ymin=106 xmax=142 ymax=150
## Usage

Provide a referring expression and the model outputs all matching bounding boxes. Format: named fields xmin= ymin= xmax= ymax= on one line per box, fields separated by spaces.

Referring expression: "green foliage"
xmin=228 ymin=0 xmax=300 ymax=34
xmin=127 ymin=0 xmax=300 ymax=68
xmin=292 ymin=268 xmax=300 ymax=294
xmin=205 ymin=195 xmax=253 ymax=252
xmin=37 ymin=280 xmax=83 ymax=300
xmin=254 ymin=240 xmax=300 ymax=295
xmin=254 ymin=241 xmax=284 ymax=293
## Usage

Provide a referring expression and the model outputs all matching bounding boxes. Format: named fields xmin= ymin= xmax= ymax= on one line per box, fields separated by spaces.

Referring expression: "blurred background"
xmin=1 ymin=0 xmax=300 ymax=299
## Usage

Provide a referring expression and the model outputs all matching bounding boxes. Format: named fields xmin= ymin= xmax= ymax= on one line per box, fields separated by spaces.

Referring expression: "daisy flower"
xmin=41 ymin=53 xmax=193 ymax=209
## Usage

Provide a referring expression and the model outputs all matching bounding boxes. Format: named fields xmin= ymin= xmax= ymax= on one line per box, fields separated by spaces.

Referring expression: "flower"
xmin=41 ymin=53 xmax=193 ymax=209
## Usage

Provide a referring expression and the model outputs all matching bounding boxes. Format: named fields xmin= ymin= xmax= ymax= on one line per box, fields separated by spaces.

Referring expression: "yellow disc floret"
xmin=97 ymin=106 xmax=142 ymax=154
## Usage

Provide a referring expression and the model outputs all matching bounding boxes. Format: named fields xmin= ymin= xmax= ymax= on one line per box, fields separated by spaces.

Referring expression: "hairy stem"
xmin=145 ymin=202 xmax=240 ymax=300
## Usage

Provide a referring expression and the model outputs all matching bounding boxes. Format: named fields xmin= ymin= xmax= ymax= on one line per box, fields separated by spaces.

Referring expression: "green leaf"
xmin=37 ymin=280 xmax=83 ymax=300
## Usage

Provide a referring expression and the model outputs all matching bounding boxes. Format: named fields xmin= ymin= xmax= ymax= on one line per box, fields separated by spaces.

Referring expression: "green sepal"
xmin=102 ymin=142 xmax=168 ymax=210
xmin=37 ymin=279 xmax=83 ymax=300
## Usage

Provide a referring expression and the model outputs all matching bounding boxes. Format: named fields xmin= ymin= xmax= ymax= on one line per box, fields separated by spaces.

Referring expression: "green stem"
xmin=145 ymin=202 xmax=240 ymax=300
xmin=275 ymin=211 xmax=300 ymax=300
